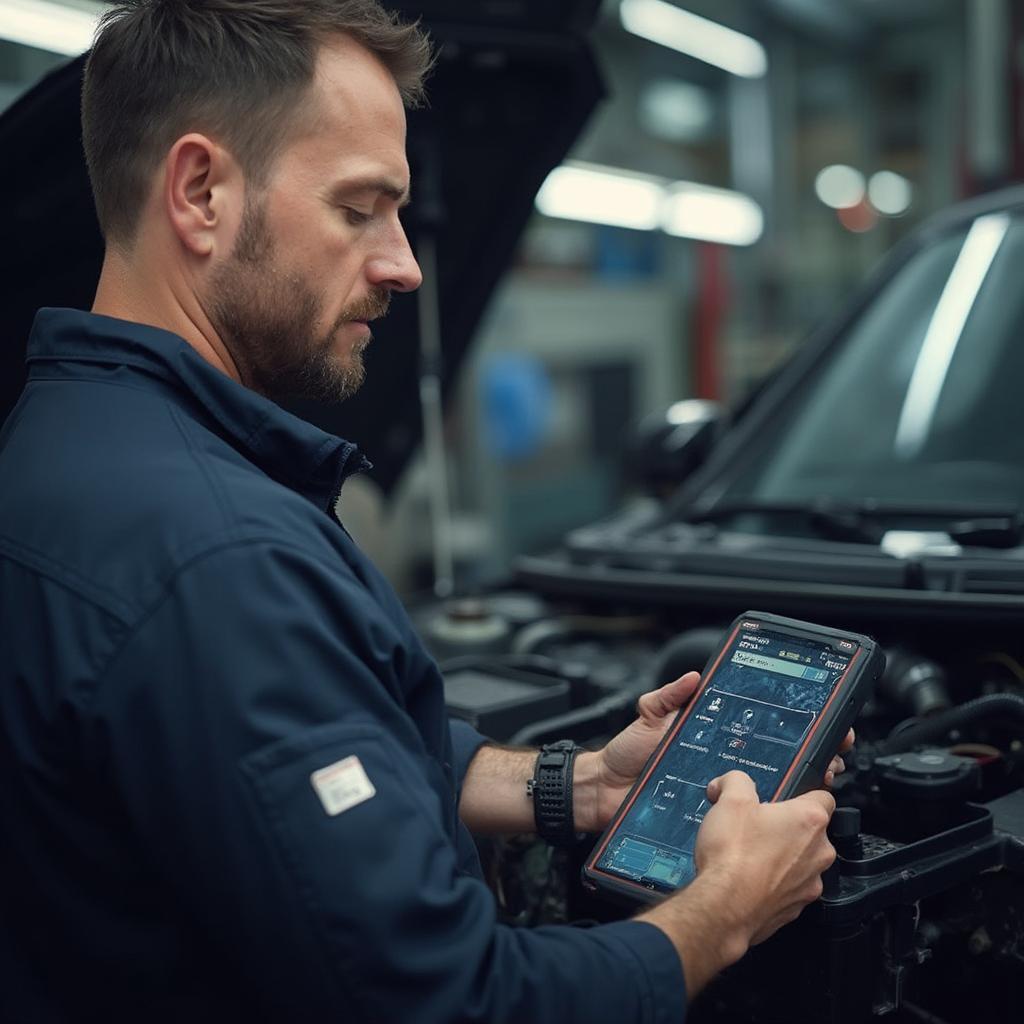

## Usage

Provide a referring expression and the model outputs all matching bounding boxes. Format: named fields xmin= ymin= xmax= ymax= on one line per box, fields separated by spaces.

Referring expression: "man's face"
xmin=208 ymin=35 xmax=422 ymax=404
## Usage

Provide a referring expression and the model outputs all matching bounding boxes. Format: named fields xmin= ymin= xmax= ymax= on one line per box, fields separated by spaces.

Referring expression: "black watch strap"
xmin=527 ymin=740 xmax=580 ymax=846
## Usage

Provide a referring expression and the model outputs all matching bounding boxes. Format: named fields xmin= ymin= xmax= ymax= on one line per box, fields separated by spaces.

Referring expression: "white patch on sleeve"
xmin=310 ymin=755 xmax=376 ymax=816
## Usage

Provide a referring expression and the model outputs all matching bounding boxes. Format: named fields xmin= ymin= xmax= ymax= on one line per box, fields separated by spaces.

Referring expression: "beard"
xmin=207 ymin=196 xmax=390 ymax=405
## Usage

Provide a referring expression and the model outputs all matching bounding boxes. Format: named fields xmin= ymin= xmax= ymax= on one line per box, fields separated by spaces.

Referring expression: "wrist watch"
xmin=526 ymin=739 xmax=580 ymax=846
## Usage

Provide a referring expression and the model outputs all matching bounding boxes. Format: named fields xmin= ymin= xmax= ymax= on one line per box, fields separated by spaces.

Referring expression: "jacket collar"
xmin=26 ymin=308 xmax=371 ymax=513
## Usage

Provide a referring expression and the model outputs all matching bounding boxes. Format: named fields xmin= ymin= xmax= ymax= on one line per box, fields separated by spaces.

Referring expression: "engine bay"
xmin=420 ymin=590 xmax=1024 ymax=1023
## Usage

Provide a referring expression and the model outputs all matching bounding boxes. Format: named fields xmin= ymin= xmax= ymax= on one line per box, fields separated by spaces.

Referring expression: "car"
xmin=428 ymin=185 xmax=1024 ymax=1024
xmin=521 ymin=186 xmax=1024 ymax=623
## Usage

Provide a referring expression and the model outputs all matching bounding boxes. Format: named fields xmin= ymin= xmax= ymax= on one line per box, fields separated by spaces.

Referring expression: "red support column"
xmin=693 ymin=241 xmax=729 ymax=401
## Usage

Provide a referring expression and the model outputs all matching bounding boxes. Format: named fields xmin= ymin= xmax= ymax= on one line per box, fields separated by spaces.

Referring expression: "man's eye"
xmin=345 ymin=208 xmax=372 ymax=226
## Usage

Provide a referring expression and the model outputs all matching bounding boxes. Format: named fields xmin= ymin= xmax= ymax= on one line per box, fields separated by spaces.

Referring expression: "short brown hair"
xmin=82 ymin=0 xmax=432 ymax=248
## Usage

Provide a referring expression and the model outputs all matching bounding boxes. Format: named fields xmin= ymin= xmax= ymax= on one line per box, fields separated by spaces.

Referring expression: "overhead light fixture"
xmin=0 ymin=0 xmax=102 ymax=56
xmin=639 ymin=79 xmax=714 ymax=143
xmin=868 ymin=170 xmax=913 ymax=216
xmin=814 ymin=165 xmax=865 ymax=210
xmin=535 ymin=161 xmax=764 ymax=247
xmin=620 ymin=0 xmax=768 ymax=79
xmin=535 ymin=162 xmax=664 ymax=232
xmin=663 ymin=183 xmax=763 ymax=246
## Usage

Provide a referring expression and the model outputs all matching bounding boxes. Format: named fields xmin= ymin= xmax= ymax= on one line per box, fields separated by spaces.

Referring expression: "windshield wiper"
xmin=946 ymin=514 xmax=1024 ymax=548
xmin=683 ymin=499 xmax=1024 ymax=548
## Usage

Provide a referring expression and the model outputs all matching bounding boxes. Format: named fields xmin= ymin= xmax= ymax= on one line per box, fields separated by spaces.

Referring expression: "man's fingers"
xmin=824 ymin=756 xmax=845 ymax=786
xmin=707 ymin=770 xmax=758 ymax=805
xmin=839 ymin=729 xmax=855 ymax=754
xmin=637 ymin=671 xmax=701 ymax=725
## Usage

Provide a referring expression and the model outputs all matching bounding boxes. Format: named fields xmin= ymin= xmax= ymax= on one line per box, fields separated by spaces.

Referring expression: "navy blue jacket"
xmin=0 ymin=308 xmax=686 ymax=1023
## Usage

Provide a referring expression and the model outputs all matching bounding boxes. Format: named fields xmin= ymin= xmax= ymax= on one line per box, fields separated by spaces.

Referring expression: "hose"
xmin=879 ymin=692 xmax=1024 ymax=754
xmin=647 ymin=628 xmax=724 ymax=689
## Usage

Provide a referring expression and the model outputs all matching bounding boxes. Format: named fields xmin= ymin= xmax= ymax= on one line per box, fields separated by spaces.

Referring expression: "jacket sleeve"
xmin=92 ymin=539 xmax=687 ymax=1024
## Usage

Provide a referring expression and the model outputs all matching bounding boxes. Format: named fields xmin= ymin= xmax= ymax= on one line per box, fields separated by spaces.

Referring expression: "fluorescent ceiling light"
xmin=620 ymin=0 xmax=767 ymax=79
xmin=0 ymin=0 xmax=102 ymax=56
xmin=535 ymin=162 xmax=763 ymax=247
xmin=535 ymin=162 xmax=664 ymax=232
xmin=663 ymin=183 xmax=764 ymax=246
xmin=814 ymin=165 xmax=865 ymax=209
xmin=894 ymin=213 xmax=1010 ymax=459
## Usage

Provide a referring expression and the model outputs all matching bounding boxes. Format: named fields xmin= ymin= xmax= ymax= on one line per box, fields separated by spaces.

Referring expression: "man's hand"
xmin=573 ymin=673 xmax=701 ymax=834
xmin=696 ymin=772 xmax=836 ymax=943
xmin=639 ymin=771 xmax=836 ymax=997
xmin=574 ymin=672 xmax=854 ymax=834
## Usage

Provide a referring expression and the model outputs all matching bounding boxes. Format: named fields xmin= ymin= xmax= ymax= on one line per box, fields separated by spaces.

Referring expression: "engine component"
xmin=424 ymin=597 xmax=513 ymax=659
xmin=874 ymin=750 xmax=981 ymax=803
xmin=689 ymin=790 xmax=1024 ymax=1024
xmin=442 ymin=665 xmax=571 ymax=740
xmin=879 ymin=652 xmax=952 ymax=718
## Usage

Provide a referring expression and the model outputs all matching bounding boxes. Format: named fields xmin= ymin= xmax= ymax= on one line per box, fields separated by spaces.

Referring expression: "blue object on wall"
xmin=481 ymin=353 xmax=553 ymax=461
xmin=596 ymin=225 xmax=661 ymax=281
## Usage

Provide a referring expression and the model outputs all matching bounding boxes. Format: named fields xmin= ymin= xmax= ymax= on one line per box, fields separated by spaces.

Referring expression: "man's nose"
xmin=368 ymin=226 xmax=423 ymax=294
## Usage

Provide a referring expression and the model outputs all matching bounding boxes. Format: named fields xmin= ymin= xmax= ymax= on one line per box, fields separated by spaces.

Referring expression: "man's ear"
xmin=164 ymin=133 xmax=242 ymax=258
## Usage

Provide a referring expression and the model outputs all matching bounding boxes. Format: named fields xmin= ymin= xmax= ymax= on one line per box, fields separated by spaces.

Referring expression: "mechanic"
xmin=0 ymin=2 xmax=843 ymax=1021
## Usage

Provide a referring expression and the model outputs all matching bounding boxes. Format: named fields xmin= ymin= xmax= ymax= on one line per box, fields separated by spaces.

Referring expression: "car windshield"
xmin=717 ymin=210 xmax=1024 ymax=512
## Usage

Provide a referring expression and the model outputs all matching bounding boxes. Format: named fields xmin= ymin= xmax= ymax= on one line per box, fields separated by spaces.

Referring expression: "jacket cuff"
xmin=448 ymin=717 xmax=490 ymax=787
